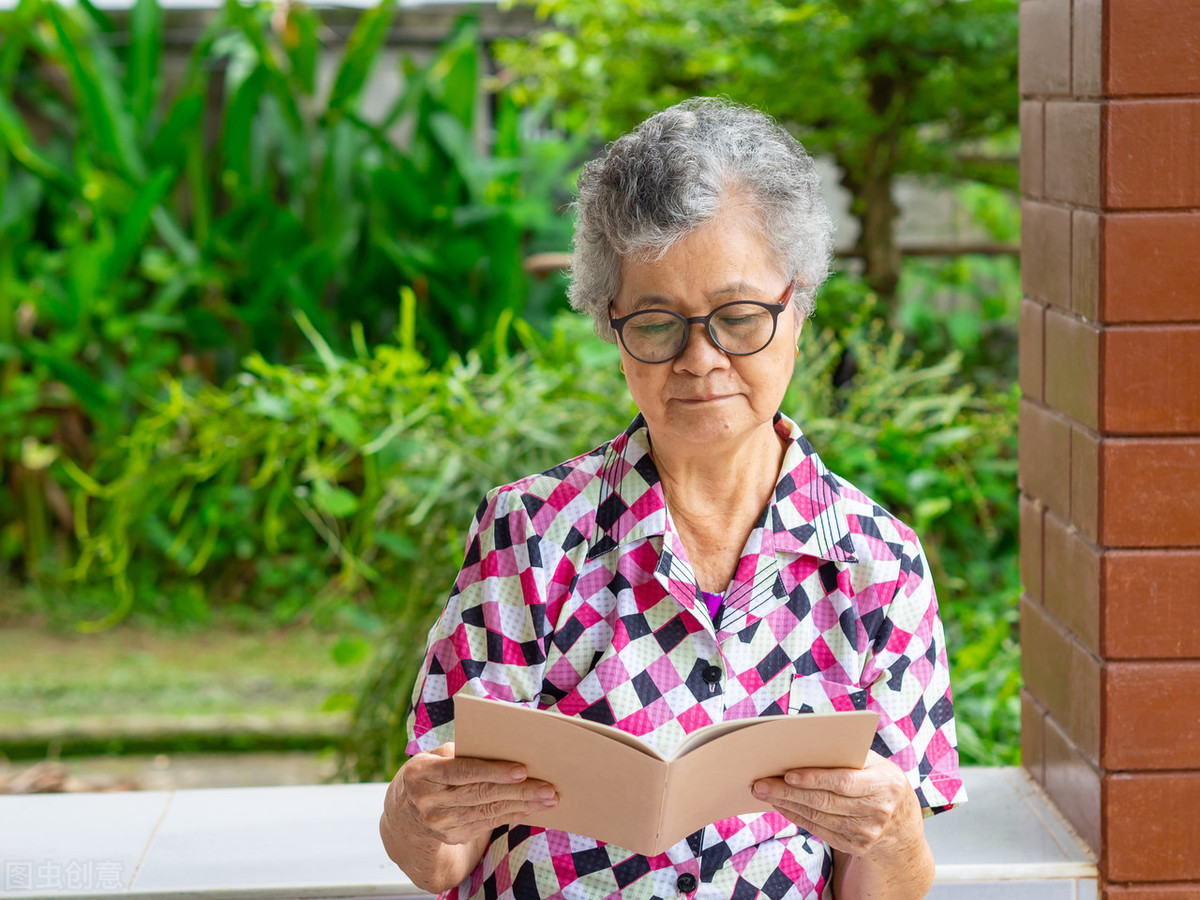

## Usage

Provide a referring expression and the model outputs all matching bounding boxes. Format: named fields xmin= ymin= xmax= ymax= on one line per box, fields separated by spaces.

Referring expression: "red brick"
xmin=1103 ymin=212 xmax=1200 ymax=323
xmin=1107 ymin=0 xmax=1200 ymax=96
xmin=1021 ymin=688 xmax=1047 ymax=786
xmin=1105 ymin=662 xmax=1200 ymax=769
xmin=1044 ymin=716 xmax=1102 ymax=855
xmin=1045 ymin=309 xmax=1100 ymax=428
xmin=1105 ymin=887 xmax=1200 ymax=900
xmin=1104 ymin=550 xmax=1200 ymax=659
xmin=1021 ymin=201 xmax=1072 ymax=308
xmin=1072 ymin=0 xmax=1103 ymax=97
xmin=1072 ymin=209 xmax=1100 ymax=321
xmin=1103 ymin=326 xmax=1200 ymax=434
xmin=1020 ymin=493 xmax=1045 ymax=602
xmin=1106 ymin=101 xmax=1200 ymax=209
xmin=1020 ymin=0 xmax=1073 ymax=96
xmin=1043 ymin=510 xmax=1101 ymax=653
xmin=1022 ymin=596 xmax=1102 ymax=761
xmin=1019 ymin=399 xmax=1073 ymax=518
xmin=1107 ymin=772 xmax=1200 ymax=881
xmin=1099 ymin=439 xmax=1200 ymax=547
xmin=1019 ymin=298 xmax=1046 ymax=403
xmin=1072 ymin=425 xmax=1102 ymax=543
xmin=1020 ymin=101 xmax=1046 ymax=199
xmin=1045 ymin=101 xmax=1102 ymax=207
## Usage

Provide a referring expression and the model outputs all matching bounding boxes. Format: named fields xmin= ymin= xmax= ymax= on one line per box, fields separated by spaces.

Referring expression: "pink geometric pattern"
xmin=408 ymin=414 xmax=966 ymax=900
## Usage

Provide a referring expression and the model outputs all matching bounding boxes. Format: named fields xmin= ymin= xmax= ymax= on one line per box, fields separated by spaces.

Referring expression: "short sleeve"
xmin=405 ymin=486 xmax=559 ymax=756
xmin=862 ymin=536 xmax=966 ymax=815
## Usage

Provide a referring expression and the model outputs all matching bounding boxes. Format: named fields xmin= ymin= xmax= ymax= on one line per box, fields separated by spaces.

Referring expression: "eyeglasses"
xmin=609 ymin=281 xmax=795 ymax=364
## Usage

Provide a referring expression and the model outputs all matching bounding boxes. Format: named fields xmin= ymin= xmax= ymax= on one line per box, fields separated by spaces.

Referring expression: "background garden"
xmin=0 ymin=0 xmax=1022 ymax=784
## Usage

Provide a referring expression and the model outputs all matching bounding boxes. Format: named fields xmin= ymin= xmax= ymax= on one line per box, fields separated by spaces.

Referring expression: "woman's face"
xmin=612 ymin=211 xmax=798 ymax=455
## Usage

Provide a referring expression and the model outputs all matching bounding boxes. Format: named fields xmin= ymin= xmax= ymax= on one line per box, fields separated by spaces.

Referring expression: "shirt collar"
xmin=588 ymin=413 xmax=857 ymax=565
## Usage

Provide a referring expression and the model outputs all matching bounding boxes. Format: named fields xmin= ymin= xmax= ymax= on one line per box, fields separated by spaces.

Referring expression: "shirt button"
xmin=676 ymin=873 xmax=698 ymax=894
xmin=701 ymin=665 xmax=722 ymax=685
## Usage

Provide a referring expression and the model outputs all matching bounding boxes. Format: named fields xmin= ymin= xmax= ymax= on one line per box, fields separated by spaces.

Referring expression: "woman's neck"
xmin=649 ymin=421 xmax=786 ymax=591
xmin=652 ymin=420 xmax=784 ymax=508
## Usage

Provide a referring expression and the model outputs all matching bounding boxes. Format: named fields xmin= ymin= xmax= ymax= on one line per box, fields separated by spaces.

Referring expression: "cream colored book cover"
xmin=453 ymin=693 xmax=879 ymax=856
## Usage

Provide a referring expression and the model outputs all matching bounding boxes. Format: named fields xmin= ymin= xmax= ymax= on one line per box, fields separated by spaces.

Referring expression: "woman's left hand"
xmin=752 ymin=750 xmax=925 ymax=860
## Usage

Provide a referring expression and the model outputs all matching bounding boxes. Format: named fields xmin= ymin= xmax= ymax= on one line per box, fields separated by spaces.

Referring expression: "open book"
xmin=454 ymin=693 xmax=879 ymax=856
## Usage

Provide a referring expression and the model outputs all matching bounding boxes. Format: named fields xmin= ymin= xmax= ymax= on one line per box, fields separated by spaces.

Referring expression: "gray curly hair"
xmin=568 ymin=97 xmax=834 ymax=343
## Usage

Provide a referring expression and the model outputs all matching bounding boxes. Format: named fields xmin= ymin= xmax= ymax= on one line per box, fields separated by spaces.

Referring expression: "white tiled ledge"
xmin=0 ymin=767 xmax=1095 ymax=900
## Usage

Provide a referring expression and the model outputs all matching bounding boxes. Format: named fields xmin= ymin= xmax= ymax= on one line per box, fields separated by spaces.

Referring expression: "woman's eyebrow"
xmin=628 ymin=293 xmax=676 ymax=311
xmin=708 ymin=281 xmax=764 ymax=300
xmin=628 ymin=282 xmax=766 ymax=311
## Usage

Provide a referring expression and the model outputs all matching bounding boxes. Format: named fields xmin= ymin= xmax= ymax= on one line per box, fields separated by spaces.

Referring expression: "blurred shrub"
xmin=0 ymin=0 xmax=575 ymax=583
xmin=63 ymin=295 xmax=634 ymax=631
xmin=894 ymin=184 xmax=1022 ymax=393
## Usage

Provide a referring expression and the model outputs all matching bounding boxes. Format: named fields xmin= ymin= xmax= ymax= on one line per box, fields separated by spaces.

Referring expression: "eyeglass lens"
xmin=620 ymin=303 xmax=778 ymax=363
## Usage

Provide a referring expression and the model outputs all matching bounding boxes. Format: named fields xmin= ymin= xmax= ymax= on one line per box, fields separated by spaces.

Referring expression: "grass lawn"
xmin=0 ymin=623 xmax=374 ymax=732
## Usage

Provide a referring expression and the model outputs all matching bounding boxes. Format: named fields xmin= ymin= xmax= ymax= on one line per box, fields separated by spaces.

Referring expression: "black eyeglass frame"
xmin=609 ymin=280 xmax=797 ymax=364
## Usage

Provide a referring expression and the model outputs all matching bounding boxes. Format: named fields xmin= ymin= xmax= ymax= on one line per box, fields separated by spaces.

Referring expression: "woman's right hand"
xmin=387 ymin=742 xmax=559 ymax=847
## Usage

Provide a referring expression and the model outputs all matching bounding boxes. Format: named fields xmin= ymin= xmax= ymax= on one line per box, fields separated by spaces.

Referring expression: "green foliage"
xmin=501 ymin=0 xmax=1018 ymax=174
xmin=894 ymin=184 xmax=1022 ymax=393
xmin=0 ymin=0 xmax=575 ymax=582
xmin=62 ymin=296 xmax=634 ymax=631
xmin=497 ymin=0 xmax=1019 ymax=300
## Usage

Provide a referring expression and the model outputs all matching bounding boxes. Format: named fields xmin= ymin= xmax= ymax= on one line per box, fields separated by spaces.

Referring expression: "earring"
xmin=794 ymin=345 xmax=800 ymax=358
xmin=620 ymin=361 xmax=626 ymax=374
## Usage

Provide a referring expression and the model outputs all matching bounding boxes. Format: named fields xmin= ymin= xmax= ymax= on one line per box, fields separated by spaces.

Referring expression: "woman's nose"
xmin=672 ymin=323 xmax=729 ymax=374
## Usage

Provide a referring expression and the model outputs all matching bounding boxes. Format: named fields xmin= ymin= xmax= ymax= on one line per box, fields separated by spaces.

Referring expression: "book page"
xmin=453 ymin=694 xmax=668 ymax=854
xmin=657 ymin=710 xmax=879 ymax=851
xmin=670 ymin=715 xmax=787 ymax=758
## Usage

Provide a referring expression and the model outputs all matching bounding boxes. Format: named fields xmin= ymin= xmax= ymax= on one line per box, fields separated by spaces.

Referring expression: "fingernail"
xmin=537 ymin=786 xmax=555 ymax=801
xmin=510 ymin=766 xmax=526 ymax=781
xmin=541 ymin=795 xmax=559 ymax=807
xmin=753 ymin=783 xmax=769 ymax=799
xmin=785 ymin=772 xmax=802 ymax=787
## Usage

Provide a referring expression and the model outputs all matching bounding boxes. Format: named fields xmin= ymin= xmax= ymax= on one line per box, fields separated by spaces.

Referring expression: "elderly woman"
xmin=381 ymin=98 xmax=964 ymax=900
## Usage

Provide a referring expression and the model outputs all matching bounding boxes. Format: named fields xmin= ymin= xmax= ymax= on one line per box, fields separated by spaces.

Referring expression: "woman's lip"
xmin=676 ymin=394 xmax=734 ymax=403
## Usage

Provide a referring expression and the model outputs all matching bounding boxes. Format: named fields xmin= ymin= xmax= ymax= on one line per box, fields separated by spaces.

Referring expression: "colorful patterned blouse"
xmin=407 ymin=413 xmax=965 ymax=900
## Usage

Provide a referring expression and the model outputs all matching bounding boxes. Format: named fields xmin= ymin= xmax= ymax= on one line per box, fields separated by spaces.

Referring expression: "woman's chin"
xmin=652 ymin=408 xmax=771 ymax=450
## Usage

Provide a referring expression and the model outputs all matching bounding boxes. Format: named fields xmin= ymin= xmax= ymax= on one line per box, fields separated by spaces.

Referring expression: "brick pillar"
xmin=1018 ymin=1 xmax=1200 ymax=896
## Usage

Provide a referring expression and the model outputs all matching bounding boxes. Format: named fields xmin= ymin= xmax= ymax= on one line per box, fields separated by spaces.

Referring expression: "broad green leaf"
xmin=27 ymin=345 xmax=111 ymax=416
xmin=374 ymin=530 xmax=418 ymax=560
xmin=102 ymin=166 xmax=176 ymax=285
xmin=327 ymin=0 xmax=397 ymax=117
xmin=331 ymin=636 xmax=369 ymax=666
xmin=322 ymin=691 xmax=357 ymax=712
xmin=147 ymin=90 xmax=204 ymax=171
xmin=283 ymin=4 xmax=320 ymax=96
xmin=74 ymin=0 xmax=115 ymax=34
xmin=428 ymin=112 xmax=488 ymax=203
xmin=0 ymin=0 xmax=36 ymax=80
xmin=223 ymin=0 xmax=305 ymax=134
xmin=0 ymin=167 xmax=43 ymax=237
xmin=314 ymin=483 xmax=360 ymax=518
xmin=0 ymin=93 xmax=75 ymax=186
xmin=323 ymin=407 xmax=366 ymax=446
xmin=47 ymin=4 xmax=146 ymax=180
xmin=221 ymin=65 xmax=268 ymax=189
xmin=430 ymin=17 xmax=479 ymax=131
xmin=125 ymin=0 xmax=163 ymax=133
